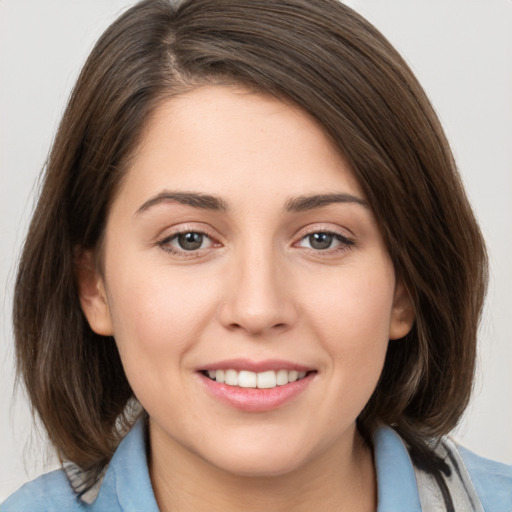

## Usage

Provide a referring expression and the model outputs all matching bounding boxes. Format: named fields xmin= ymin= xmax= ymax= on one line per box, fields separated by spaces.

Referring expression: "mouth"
xmin=197 ymin=360 xmax=316 ymax=412
xmin=200 ymin=369 xmax=311 ymax=389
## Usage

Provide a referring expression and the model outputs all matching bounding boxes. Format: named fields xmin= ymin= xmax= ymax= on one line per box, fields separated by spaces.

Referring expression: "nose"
xmin=217 ymin=243 xmax=298 ymax=336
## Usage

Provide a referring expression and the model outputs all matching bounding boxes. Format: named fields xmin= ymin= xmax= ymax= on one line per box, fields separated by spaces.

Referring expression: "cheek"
xmin=301 ymin=263 xmax=394 ymax=380
xmin=103 ymin=263 xmax=223 ymax=419
xmin=306 ymin=264 xmax=394 ymax=336
xmin=104 ymin=261 xmax=220 ymax=368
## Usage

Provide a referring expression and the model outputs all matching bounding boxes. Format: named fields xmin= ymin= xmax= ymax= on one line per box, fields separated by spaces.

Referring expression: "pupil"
xmin=178 ymin=232 xmax=203 ymax=250
xmin=310 ymin=233 xmax=332 ymax=250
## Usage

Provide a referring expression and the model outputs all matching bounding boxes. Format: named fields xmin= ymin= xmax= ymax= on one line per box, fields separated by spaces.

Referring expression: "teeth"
xmin=257 ymin=370 xmax=276 ymax=389
xmin=238 ymin=370 xmax=257 ymax=388
xmin=205 ymin=369 xmax=309 ymax=388
xmin=225 ymin=369 xmax=238 ymax=386
xmin=276 ymin=369 xmax=288 ymax=385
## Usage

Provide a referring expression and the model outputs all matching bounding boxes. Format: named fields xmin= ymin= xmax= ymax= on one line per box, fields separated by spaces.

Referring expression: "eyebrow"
xmin=283 ymin=193 xmax=368 ymax=212
xmin=135 ymin=191 xmax=228 ymax=216
xmin=135 ymin=190 xmax=368 ymax=217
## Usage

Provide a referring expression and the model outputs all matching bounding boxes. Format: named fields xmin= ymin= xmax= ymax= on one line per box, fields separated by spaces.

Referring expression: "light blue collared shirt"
xmin=3 ymin=420 xmax=512 ymax=511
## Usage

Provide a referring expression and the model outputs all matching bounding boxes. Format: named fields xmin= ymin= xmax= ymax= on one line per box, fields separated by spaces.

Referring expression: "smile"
xmin=202 ymin=369 xmax=309 ymax=389
xmin=198 ymin=359 xmax=316 ymax=412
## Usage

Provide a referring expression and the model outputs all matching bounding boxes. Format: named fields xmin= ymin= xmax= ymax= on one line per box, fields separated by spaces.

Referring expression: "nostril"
xmin=217 ymin=290 xmax=297 ymax=335
xmin=227 ymin=321 xmax=288 ymax=334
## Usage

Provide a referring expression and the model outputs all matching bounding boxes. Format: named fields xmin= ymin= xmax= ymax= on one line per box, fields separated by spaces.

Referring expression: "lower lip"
xmin=199 ymin=372 xmax=315 ymax=412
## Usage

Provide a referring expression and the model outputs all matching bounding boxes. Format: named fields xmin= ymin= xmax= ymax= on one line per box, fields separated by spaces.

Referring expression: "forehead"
xmin=115 ymin=85 xmax=364 ymax=212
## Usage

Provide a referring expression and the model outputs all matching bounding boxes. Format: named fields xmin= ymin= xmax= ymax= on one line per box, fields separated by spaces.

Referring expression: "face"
xmin=79 ymin=86 xmax=413 ymax=478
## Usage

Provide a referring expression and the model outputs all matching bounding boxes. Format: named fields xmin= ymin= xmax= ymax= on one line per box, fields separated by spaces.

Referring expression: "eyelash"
xmin=157 ymin=228 xmax=218 ymax=258
xmin=156 ymin=228 xmax=355 ymax=257
xmin=295 ymin=230 xmax=355 ymax=254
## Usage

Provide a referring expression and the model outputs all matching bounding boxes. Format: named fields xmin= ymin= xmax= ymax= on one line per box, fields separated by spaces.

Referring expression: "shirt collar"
xmin=89 ymin=419 xmax=422 ymax=511
xmin=93 ymin=418 xmax=159 ymax=511
xmin=374 ymin=425 xmax=422 ymax=512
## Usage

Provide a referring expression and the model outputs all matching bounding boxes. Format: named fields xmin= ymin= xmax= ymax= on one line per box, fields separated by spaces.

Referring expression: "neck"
xmin=148 ymin=421 xmax=377 ymax=512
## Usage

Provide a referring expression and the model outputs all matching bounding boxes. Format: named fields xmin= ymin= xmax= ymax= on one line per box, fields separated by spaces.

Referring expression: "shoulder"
xmin=372 ymin=425 xmax=512 ymax=511
xmin=2 ymin=418 xmax=158 ymax=512
xmin=1 ymin=469 xmax=84 ymax=512
xmin=456 ymin=442 xmax=512 ymax=510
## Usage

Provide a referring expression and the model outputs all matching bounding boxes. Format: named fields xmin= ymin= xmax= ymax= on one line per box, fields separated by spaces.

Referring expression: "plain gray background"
xmin=1 ymin=0 xmax=511 ymax=501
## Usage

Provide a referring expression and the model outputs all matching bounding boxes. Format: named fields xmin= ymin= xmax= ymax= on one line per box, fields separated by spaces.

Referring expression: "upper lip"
xmin=199 ymin=358 xmax=314 ymax=373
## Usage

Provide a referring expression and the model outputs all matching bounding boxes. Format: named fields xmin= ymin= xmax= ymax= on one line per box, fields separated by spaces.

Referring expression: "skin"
xmin=79 ymin=85 xmax=414 ymax=512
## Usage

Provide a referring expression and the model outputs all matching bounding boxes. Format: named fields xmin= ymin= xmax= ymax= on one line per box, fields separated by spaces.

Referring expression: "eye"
xmin=160 ymin=231 xmax=213 ymax=253
xmin=297 ymin=231 xmax=353 ymax=251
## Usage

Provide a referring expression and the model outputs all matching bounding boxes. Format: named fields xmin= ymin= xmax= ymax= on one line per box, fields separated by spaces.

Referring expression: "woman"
xmin=3 ymin=0 xmax=511 ymax=510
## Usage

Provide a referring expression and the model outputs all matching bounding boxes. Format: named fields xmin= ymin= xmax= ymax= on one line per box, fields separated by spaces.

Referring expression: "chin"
xmin=202 ymin=440 xmax=309 ymax=478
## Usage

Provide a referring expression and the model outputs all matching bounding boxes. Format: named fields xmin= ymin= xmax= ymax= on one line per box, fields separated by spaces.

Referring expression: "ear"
xmin=75 ymin=249 xmax=114 ymax=336
xmin=389 ymin=280 xmax=415 ymax=340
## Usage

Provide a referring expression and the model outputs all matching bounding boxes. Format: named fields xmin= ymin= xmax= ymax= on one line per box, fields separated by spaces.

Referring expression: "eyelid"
xmin=293 ymin=225 xmax=356 ymax=252
xmin=156 ymin=223 xmax=222 ymax=257
xmin=295 ymin=224 xmax=355 ymax=241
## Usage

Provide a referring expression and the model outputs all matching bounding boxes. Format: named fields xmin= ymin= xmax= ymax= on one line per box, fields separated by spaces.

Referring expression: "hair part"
xmin=14 ymin=0 xmax=487 ymax=487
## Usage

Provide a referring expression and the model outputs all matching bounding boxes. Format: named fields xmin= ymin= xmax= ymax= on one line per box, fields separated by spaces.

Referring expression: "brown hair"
xmin=14 ymin=0 xmax=487 ymax=490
